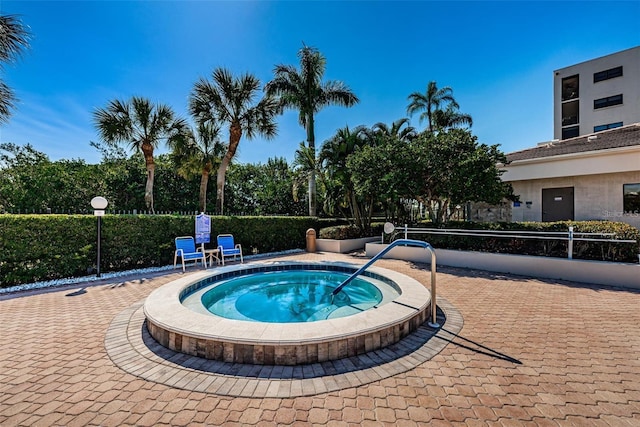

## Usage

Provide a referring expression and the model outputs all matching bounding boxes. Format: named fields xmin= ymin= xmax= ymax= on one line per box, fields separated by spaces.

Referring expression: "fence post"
xmin=568 ymin=226 xmax=574 ymax=259
xmin=404 ymin=224 xmax=408 ymax=240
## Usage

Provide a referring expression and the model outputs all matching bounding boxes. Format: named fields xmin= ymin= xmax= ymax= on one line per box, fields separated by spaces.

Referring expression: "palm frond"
xmin=0 ymin=80 xmax=15 ymax=123
xmin=407 ymin=81 xmax=468 ymax=132
xmin=299 ymin=44 xmax=325 ymax=88
xmin=317 ymin=81 xmax=359 ymax=111
xmin=0 ymin=15 xmax=30 ymax=64
xmin=93 ymin=99 xmax=133 ymax=144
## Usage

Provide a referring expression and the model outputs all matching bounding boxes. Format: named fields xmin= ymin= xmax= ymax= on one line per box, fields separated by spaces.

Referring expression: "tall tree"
xmin=319 ymin=125 xmax=371 ymax=229
xmin=189 ymin=68 xmax=278 ymax=215
xmin=225 ymin=158 xmax=305 ymax=216
xmin=346 ymin=137 xmax=416 ymax=225
xmin=407 ymin=81 xmax=459 ymax=133
xmin=432 ymin=104 xmax=473 ymax=131
xmin=258 ymin=157 xmax=305 ymax=215
xmin=169 ymin=121 xmax=225 ymax=213
xmin=0 ymin=14 xmax=31 ymax=123
xmin=291 ymin=142 xmax=318 ymax=211
xmin=348 ymin=129 xmax=513 ymax=225
xmin=372 ymin=118 xmax=417 ymax=142
xmin=93 ymin=96 xmax=187 ymax=213
xmin=265 ymin=44 xmax=359 ymax=216
xmin=0 ymin=143 xmax=105 ymax=213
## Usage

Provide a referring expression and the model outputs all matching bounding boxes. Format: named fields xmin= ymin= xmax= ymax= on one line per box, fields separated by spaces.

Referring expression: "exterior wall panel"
xmin=509 ymin=171 xmax=640 ymax=227
xmin=554 ymin=46 xmax=640 ymax=139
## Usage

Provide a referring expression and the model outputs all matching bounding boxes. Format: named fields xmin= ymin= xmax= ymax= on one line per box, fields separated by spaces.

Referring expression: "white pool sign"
xmin=195 ymin=213 xmax=211 ymax=244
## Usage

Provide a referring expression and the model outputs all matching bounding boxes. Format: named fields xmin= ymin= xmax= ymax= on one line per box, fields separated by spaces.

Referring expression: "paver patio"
xmin=1 ymin=251 xmax=639 ymax=426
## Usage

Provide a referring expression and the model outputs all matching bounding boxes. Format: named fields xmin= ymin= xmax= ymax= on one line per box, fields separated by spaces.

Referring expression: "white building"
xmin=503 ymin=123 xmax=640 ymax=228
xmin=554 ymin=46 xmax=640 ymax=140
xmin=498 ymin=47 xmax=640 ymax=228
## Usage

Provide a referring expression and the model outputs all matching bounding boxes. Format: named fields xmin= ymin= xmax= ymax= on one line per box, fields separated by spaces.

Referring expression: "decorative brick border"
xmin=105 ymin=297 xmax=462 ymax=398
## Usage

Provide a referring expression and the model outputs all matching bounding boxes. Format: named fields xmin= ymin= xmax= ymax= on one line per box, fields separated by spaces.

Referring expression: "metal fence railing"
xmin=388 ymin=225 xmax=638 ymax=260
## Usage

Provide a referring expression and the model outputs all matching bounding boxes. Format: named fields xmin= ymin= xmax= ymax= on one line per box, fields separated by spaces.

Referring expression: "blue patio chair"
xmin=174 ymin=236 xmax=207 ymax=272
xmin=217 ymin=234 xmax=243 ymax=265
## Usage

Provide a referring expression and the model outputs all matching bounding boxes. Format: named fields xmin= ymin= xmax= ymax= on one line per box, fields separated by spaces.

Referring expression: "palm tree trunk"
xmin=215 ymin=158 xmax=228 ymax=215
xmin=366 ymin=198 xmax=374 ymax=233
xmin=216 ymin=123 xmax=242 ymax=215
xmin=441 ymin=199 xmax=450 ymax=223
xmin=306 ymin=114 xmax=317 ymax=217
xmin=426 ymin=197 xmax=436 ymax=223
xmin=142 ymin=143 xmax=155 ymax=213
xmin=308 ymin=174 xmax=316 ymax=216
xmin=349 ymin=191 xmax=363 ymax=230
xmin=199 ymin=162 xmax=211 ymax=213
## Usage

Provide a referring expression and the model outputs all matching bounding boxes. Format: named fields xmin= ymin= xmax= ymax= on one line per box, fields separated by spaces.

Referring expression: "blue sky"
xmin=1 ymin=1 xmax=639 ymax=165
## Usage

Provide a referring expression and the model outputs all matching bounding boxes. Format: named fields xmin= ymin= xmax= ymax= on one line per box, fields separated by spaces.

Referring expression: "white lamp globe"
xmin=91 ymin=196 xmax=108 ymax=210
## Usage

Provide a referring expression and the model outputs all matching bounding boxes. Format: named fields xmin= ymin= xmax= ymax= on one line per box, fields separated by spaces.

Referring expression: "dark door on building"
xmin=542 ymin=187 xmax=574 ymax=221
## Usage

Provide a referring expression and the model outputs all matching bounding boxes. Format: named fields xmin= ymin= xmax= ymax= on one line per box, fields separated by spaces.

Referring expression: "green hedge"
xmin=4 ymin=216 xmax=636 ymax=288
xmin=319 ymin=223 xmax=385 ymax=239
xmin=0 ymin=214 xmax=322 ymax=288
xmin=405 ymin=220 xmax=639 ymax=263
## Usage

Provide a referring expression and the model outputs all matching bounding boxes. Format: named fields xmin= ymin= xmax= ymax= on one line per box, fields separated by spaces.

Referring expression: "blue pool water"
xmin=199 ymin=270 xmax=385 ymax=323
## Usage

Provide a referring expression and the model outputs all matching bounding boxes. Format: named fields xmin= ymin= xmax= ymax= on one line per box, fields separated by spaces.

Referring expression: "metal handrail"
xmin=332 ymin=239 xmax=440 ymax=328
xmin=389 ymin=225 xmax=637 ymax=259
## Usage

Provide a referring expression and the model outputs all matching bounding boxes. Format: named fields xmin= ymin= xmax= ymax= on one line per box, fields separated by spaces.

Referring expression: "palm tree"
xmin=372 ymin=118 xmax=417 ymax=142
xmin=93 ymin=96 xmax=187 ymax=213
xmin=432 ymin=104 xmax=473 ymax=131
xmin=291 ymin=142 xmax=317 ymax=208
xmin=189 ymin=68 xmax=278 ymax=215
xmin=265 ymin=44 xmax=359 ymax=216
xmin=169 ymin=120 xmax=225 ymax=213
xmin=319 ymin=125 xmax=370 ymax=227
xmin=407 ymin=81 xmax=459 ymax=133
xmin=0 ymin=14 xmax=31 ymax=123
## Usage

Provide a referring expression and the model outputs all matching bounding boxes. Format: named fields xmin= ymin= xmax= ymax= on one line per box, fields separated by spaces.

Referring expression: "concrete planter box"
xmin=317 ymin=237 xmax=380 ymax=253
xmin=366 ymin=243 xmax=639 ymax=290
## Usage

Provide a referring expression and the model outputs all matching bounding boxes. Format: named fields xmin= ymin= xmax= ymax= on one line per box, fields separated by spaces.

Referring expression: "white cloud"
xmin=0 ymin=92 xmax=100 ymax=163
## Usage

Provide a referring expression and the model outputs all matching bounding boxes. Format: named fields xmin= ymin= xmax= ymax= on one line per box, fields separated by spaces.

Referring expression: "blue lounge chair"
xmin=174 ymin=236 xmax=207 ymax=272
xmin=217 ymin=234 xmax=243 ymax=265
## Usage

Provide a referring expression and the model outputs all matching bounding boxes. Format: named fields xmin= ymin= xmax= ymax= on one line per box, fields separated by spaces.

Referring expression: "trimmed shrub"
xmin=319 ymin=225 xmax=363 ymax=240
xmin=319 ymin=222 xmax=385 ymax=240
xmin=0 ymin=215 xmax=95 ymax=285
xmin=0 ymin=214 xmax=320 ymax=288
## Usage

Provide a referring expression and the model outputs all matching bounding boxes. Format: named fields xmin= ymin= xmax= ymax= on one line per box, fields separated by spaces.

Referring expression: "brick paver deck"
xmin=1 ymin=251 xmax=639 ymax=426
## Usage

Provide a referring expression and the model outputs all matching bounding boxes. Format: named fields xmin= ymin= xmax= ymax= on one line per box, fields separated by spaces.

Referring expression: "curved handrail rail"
xmin=332 ymin=238 xmax=440 ymax=327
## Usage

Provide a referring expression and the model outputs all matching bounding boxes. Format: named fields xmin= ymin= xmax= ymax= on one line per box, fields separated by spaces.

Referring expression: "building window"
xmin=623 ymin=183 xmax=640 ymax=214
xmin=561 ymin=100 xmax=579 ymax=126
xmin=561 ymin=75 xmax=579 ymax=101
xmin=594 ymin=66 xmax=623 ymax=83
xmin=594 ymin=122 xmax=623 ymax=132
xmin=594 ymin=94 xmax=623 ymax=109
xmin=562 ymin=126 xmax=579 ymax=139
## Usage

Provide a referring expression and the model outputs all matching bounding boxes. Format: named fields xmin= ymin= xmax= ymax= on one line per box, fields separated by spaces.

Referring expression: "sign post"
xmin=195 ymin=213 xmax=211 ymax=250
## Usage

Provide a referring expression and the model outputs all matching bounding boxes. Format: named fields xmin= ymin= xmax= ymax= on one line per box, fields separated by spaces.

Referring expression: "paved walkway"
xmin=1 ymin=252 xmax=639 ymax=426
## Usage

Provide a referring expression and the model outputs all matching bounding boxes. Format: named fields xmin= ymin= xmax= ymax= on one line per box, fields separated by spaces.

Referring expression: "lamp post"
xmin=91 ymin=196 xmax=108 ymax=277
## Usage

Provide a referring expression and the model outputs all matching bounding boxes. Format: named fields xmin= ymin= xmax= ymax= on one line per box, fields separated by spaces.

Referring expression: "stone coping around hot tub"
xmin=143 ymin=261 xmax=431 ymax=347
